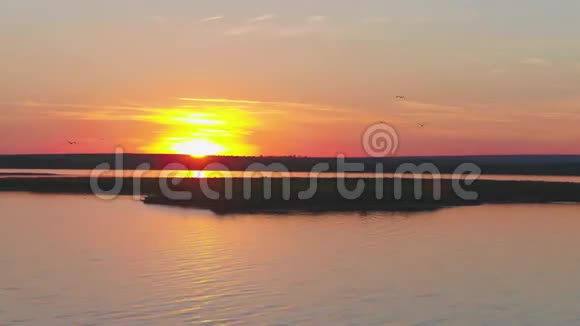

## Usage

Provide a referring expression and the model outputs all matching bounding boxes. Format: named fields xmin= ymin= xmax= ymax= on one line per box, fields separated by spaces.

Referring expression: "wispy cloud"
xmin=520 ymin=57 xmax=551 ymax=66
xmin=178 ymin=97 xmax=342 ymax=114
xmin=199 ymin=15 xmax=224 ymax=23
xmin=225 ymin=14 xmax=277 ymax=36
xmin=250 ymin=14 xmax=277 ymax=23
xmin=223 ymin=14 xmax=333 ymax=38
xmin=393 ymin=100 xmax=521 ymax=126
xmin=180 ymin=98 xmax=265 ymax=105
xmin=13 ymin=98 xmax=356 ymax=124
xmin=396 ymin=99 xmax=466 ymax=113
xmin=16 ymin=100 xmax=157 ymax=121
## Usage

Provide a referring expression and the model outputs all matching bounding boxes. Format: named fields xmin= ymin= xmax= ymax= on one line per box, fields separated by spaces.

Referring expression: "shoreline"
xmin=1 ymin=176 xmax=579 ymax=214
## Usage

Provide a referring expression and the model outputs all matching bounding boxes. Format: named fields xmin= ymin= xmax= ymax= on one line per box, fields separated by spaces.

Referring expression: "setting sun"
xmin=143 ymin=100 xmax=260 ymax=157
xmin=170 ymin=139 xmax=225 ymax=157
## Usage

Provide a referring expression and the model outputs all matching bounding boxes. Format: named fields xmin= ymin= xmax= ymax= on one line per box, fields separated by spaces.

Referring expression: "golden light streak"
xmin=143 ymin=103 xmax=259 ymax=157
xmin=170 ymin=139 xmax=225 ymax=157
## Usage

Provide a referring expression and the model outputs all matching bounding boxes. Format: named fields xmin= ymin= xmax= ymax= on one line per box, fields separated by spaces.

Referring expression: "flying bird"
xmin=66 ymin=140 xmax=77 ymax=145
xmin=417 ymin=123 xmax=426 ymax=128
xmin=395 ymin=96 xmax=407 ymax=100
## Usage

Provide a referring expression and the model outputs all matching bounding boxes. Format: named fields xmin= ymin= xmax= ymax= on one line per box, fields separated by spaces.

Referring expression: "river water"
xmin=2 ymin=169 xmax=580 ymax=184
xmin=2 ymin=193 xmax=580 ymax=325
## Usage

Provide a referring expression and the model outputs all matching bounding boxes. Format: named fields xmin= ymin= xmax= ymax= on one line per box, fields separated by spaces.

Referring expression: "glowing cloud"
xmin=200 ymin=16 xmax=224 ymax=23
xmin=251 ymin=14 xmax=277 ymax=23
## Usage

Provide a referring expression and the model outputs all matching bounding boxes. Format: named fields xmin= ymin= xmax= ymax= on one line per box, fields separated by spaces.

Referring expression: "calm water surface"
xmin=2 ymin=194 xmax=580 ymax=325
xmin=2 ymin=169 xmax=580 ymax=183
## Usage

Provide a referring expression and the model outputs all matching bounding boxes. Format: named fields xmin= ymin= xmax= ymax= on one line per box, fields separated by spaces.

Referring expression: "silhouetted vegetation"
xmin=2 ymin=154 xmax=580 ymax=175
xmin=1 ymin=176 xmax=579 ymax=215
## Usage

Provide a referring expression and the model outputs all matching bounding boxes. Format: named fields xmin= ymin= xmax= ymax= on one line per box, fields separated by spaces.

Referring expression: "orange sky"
xmin=1 ymin=1 xmax=579 ymax=157
xmin=2 ymin=96 xmax=580 ymax=157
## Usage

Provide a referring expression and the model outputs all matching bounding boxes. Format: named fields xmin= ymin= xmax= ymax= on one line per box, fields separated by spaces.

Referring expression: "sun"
xmin=143 ymin=100 xmax=260 ymax=157
xmin=170 ymin=139 xmax=225 ymax=157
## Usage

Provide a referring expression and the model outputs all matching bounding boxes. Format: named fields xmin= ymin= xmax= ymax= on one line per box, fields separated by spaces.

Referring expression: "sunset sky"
xmin=1 ymin=0 xmax=579 ymax=156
